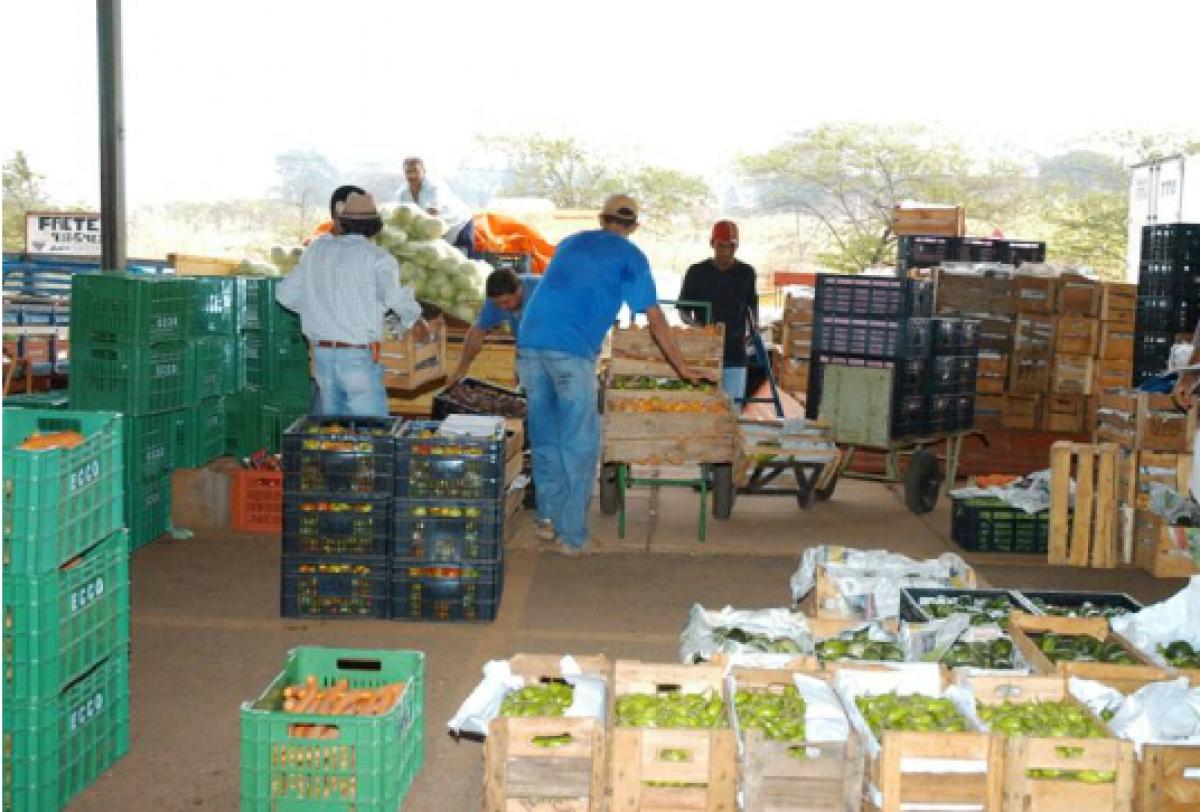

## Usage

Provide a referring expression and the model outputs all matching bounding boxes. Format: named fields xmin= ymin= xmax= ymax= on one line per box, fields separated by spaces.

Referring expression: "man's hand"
xmin=678 ymin=366 xmax=717 ymax=387
xmin=446 ymin=368 xmax=465 ymax=387
xmin=411 ymin=319 xmax=432 ymax=343
xmin=1174 ymin=373 xmax=1196 ymax=409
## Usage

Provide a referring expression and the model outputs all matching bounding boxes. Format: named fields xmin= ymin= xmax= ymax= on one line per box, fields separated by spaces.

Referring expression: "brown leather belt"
xmin=314 ymin=341 xmax=369 ymax=349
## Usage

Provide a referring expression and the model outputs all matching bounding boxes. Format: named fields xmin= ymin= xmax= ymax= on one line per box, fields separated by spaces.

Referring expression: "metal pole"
xmin=97 ymin=0 xmax=126 ymax=272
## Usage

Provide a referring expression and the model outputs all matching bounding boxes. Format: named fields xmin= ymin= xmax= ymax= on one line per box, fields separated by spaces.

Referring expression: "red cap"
xmin=711 ymin=220 xmax=739 ymax=244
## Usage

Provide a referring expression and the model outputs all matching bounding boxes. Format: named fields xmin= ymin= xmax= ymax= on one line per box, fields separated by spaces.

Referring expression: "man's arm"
xmin=448 ymin=326 xmax=488 ymax=385
xmin=645 ymin=305 xmax=709 ymax=384
xmin=379 ymin=254 xmax=427 ymax=338
xmin=678 ymin=266 xmax=703 ymax=327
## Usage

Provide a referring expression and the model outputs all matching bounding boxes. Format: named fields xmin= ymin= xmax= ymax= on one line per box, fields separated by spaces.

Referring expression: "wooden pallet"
xmin=964 ymin=674 xmax=1136 ymax=812
xmin=484 ymin=655 xmax=613 ymax=812
xmin=1006 ymin=614 xmax=1170 ymax=693
xmin=1048 ymin=442 xmax=1119 ymax=568
xmin=610 ymin=661 xmax=737 ymax=812
xmin=733 ymin=666 xmax=864 ymax=812
xmin=1096 ymin=390 xmax=1197 ymax=453
xmin=1138 ymin=743 xmax=1200 ymax=812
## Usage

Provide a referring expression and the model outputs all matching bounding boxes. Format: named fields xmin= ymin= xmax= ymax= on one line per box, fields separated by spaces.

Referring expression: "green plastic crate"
xmin=243 ymin=329 xmax=310 ymax=393
xmin=241 ymin=277 xmax=303 ymax=335
xmin=260 ymin=399 xmax=309 ymax=455
xmin=2 ymin=391 xmax=71 ymax=410
xmin=176 ymin=397 xmax=226 ymax=468
xmin=2 ymin=409 xmax=124 ymax=575
xmin=4 ymin=529 xmax=130 ymax=704
xmin=193 ymin=276 xmax=239 ymax=336
xmin=240 ymin=647 xmax=424 ymax=812
xmin=186 ymin=336 xmax=229 ymax=403
xmin=2 ymin=652 xmax=131 ymax=812
xmin=125 ymin=411 xmax=177 ymax=482
xmin=126 ymin=473 xmax=171 ymax=551
xmin=225 ymin=388 xmax=266 ymax=458
xmin=70 ymin=272 xmax=193 ymax=346
xmin=70 ymin=341 xmax=190 ymax=415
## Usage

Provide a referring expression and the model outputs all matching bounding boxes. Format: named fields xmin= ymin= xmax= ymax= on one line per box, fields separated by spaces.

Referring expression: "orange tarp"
xmin=472 ymin=212 xmax=556 ymax=273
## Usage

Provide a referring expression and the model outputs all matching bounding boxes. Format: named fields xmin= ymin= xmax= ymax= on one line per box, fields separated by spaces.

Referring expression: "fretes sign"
xmin=26 ymin=212 xmax=103 ymax=256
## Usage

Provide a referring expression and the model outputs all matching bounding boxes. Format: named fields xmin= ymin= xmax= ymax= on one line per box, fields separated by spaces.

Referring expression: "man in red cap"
xmin=680 ymin=220 xmax=759 ymax=404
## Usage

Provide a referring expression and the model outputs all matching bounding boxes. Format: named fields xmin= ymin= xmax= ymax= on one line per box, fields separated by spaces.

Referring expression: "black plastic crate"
xmin=1016 ymin=590 xmax=1143 ymax=619
xmin=391 ymin=557 xmax=502 ymax=622
xmin=1142 ymin=224 xmax=1200 ymax=264
xmin=280 ymin=555 xmax=390 ymax=619
xmin=927 ymin=356 xmax=977 ymax=396
xmin=815 ymin=275 xmax=933 ymax=319
xmin=891 ymin=394 xmax=928 ymax=439
xmin=896 ymin=236 xmax=957 ymax=272
xmin=925 ymin=394 xmax=958 ymax=434
xmin=1136 ymin=294 xmax=1200 ymax=335
xmin=951 ymin=497 xmax=1050 ymax=554
xmin=901 ymin=587 xmax=1035 ymax=625
xmin=929 ymin=318 xmax=963 ymax=356
xmin=1137 ymin=261 xmax=1200 ymax=299
xmin=282 ymin=495 xmax=392 ymax=557
xmin=398 ymin=419 xmax=507 ymax=460
xmin=393 ymin=499 xmax=504 ymax=560
xmin=952 ymin=237 xmax=1003 ymax=264
xmin=814 ymin=316 xmax=931 ymax=359
xmin=952 ymin=394 xmax=975 ymax=431
xmin=479 ymin=252 xmax=532 ymax=275
xmin=432 ymin=378 xmax=527 ymax=421
xmin=397 ymin=453 xmax=506 ymax=500
xmin=283 ymin=416 xmax=402 ymax=496
xmin=1132 ymin=331 xmax=1176 ymax=380
xmin=999 ymin=240 xmax=1046 ymax=267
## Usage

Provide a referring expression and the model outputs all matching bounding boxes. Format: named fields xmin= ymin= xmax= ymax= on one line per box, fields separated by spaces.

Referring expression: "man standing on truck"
xmin=277 ymin=192 xmax=428 ymax=416
xmin=447 ymin=267 xmax=542 ymax=386
xmin=398 ymin=156 xmax=475 ymax=257
xmin=680 ymin=220 xmax=759 ymax=404
xmin=517 ymin=194 xmax=708 ymax=555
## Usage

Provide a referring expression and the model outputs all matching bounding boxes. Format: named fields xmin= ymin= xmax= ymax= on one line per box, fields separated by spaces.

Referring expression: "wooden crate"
xmin=978 ymin=354 xmax=1009 ymax=377
xmin=1096 ymin=390 xmax=1197 ymax=452
xmin=1002 ymin=394 xmax=1042 ymax=430
xmin=892 ymin=205 xmax=966 ymax=237
xmin=1011 ymin=352 xmax=1052 ymax=394
xmin=777 ymin=360 xmax=810 ymax=397
xmin=1015 ymin=314 xmax=1057 ymax=353
xmin=1118 ymin=451 xmax=1191 ymax=511
xmin=1099 ymin=325 xmax=1135 ymax=361
xmin=807 ymin=560 xmax=976 ymax=621
xmin=380 ymin=316 xmax=447 ymax=390
xmin=1052 ymin=355 xmax=1095 ymax=396
xmin=782 ymin=295 xmax=815 ymax=326
xmin=1007 ymin=614 xmax=1169 ymax=692
xmin=977 ymin=375 xmax=1007 ymax=395
xmin=1137 ymin=743 xmax=1200 ymax=812
xmin=866 ymin=730 xmax=999 ymax=812
xmin=1094 ymin=360 xmax=1134 ymax=395
xmin=610 ymin=325 xmax=724 ymax=380
xmin=603 ymin=388 xmax=737 ymax=465
xmin=1042 ymin=394 xmax=1089 ymax=434
xmin=1058 ymin=274 xmax=1102 ymax=317
xmin=168 ymin=252 xmax=240 ymax=276
xmin=1100 ymin=283 xmax=1138 ymax=327
xmin=964 ymin=674 xmax=1137 ymax=812
xmin=1048 ymin=442 xmax=1119 ymax=567
xmin=1015 ymin=275 xmax=1059 ymax=315
xmin=734 ymin=666 xmax=864 ymax=812
xmin=975 ymin=394 xmax=1006 ymax=430
xmin=610 ymin=661 xmax=737 ymax=812
xmin=1132 ymin=512 xmax=1200 ymax=579
xmin=1056 ymin=317 xmax=1100 ymax=356
xmin=484 ymin=655 xmax=613 ymax=812
xmin=782 ymin=322 xmax=814 ymax=363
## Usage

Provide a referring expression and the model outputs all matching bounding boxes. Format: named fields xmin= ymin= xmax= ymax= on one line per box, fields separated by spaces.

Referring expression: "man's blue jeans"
xmin=312 ymin=347 xmax=388 ymax=416
xmin=516 ymin=349 xmax=599 ymax=549
xmin=722 ymin=365 xmax=747 ymax=407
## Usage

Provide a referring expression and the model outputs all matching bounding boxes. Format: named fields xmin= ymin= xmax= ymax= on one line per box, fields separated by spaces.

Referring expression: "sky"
xmin=3 ymin=0 xmax=1199 ymax=209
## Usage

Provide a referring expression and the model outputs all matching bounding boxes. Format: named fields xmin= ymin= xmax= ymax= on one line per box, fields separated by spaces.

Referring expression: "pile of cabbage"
xmin=378 ymin=203 xmax=489 ymax=322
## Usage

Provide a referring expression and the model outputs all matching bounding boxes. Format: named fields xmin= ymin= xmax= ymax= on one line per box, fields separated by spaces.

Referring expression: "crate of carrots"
xmin=240 ymin=647 xmax=425 ymax=812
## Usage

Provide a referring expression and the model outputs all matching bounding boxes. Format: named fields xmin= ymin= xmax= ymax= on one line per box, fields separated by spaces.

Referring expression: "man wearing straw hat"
xmin=277 ymin=191 xmax=428 ymax=416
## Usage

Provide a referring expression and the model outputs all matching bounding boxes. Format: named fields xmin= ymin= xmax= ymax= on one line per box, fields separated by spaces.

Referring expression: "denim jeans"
xmin=312 ymin=347 xmax=388 ymax=416
xmin=516 ymin=349 xmax=599 ymax=548
xmin=722 ymin=365 xmax=747 ymax=406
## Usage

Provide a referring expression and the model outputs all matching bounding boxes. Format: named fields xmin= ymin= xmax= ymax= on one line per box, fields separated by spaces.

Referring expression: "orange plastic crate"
xmin=230 ymin=469 xmax=283 ymax=533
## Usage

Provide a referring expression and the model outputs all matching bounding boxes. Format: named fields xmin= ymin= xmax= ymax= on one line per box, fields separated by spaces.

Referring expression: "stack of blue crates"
xmin=2 ymin=408 xmax=131 ymax=812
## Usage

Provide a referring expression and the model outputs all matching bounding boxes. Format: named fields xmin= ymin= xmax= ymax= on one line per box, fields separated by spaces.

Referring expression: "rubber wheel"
xmin=712 ymin=464 xmax=735 ymax=520
xmin=904 ymin=450 xmax=942 ymax=515
xmin=796 ymin=479 xmax=816 ymax=510
xmin=599 ymin=463 xmax=620 ymax=516
xmin=814 ymin=473 xmax=838 ymax=502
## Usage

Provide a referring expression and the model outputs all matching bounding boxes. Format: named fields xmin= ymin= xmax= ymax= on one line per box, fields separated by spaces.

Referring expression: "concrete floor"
xmin=68 ymin=475 xmax=1188 ymax=812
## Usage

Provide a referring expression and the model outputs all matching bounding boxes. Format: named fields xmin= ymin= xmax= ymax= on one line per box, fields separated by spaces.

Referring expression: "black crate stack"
xmin=1134 ymin=224 xmax=1200 ymax=384
xmin=280 ymin=416 xmax=401 ymax=620
xmin=807 ymin=275 xmax=978 ymax=438
xmin=393 ymin=420 xmax=508 ymax=622
xmin=897 ymin=236 xmax=1046 ymax=275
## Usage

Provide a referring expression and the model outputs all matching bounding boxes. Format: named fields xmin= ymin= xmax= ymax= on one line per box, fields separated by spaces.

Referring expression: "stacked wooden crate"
xmin=777 ymin=294 xmax=814 ymax=399
xmin=387 ymin=330 xmax=516 ymax=416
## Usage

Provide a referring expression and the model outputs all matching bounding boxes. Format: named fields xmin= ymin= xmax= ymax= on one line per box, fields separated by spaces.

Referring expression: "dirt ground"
xmin=66 ymin=478 xmax=1187 ymax=812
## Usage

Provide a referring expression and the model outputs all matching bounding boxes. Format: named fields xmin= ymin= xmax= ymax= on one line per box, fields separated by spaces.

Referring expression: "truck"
xmin=1126 ymin=154 xmax=1200 ymax=280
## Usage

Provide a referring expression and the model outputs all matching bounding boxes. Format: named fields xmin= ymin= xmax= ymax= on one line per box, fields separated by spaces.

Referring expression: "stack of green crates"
xmin=233 ymin=277 xmax=310 ymax=456
xmin=2 ymin=408 xmax=131 ymax=812
xmin=69 ymin=273 xmax=196 ymax=549
xmin=179 ymin=277 xmax=242 ymax=468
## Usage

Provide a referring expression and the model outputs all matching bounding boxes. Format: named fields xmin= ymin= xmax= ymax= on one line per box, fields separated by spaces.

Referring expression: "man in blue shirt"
xmin=447 ymin=268 xmax=541 ymax=386
xmin=518 ymin=194 xmax=707 ymax=555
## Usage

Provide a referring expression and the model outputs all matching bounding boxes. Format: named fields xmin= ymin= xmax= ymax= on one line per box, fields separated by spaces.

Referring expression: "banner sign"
xmin=26 ymin=212 xmax=103 ymax=256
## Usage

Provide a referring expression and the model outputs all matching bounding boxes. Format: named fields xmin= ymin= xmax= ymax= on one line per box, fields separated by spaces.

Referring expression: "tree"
xmin=3 ymin=151 xmax=49 ymax=252
xmin=735 ymin=123 xmax=1028 ymax=273
xmin=272 ymin=150 xmax=339 ymax=234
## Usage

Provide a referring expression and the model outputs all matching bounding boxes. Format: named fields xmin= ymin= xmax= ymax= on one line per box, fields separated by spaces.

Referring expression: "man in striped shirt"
xmin=277 ymin=192 xmax=428 ymax=416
